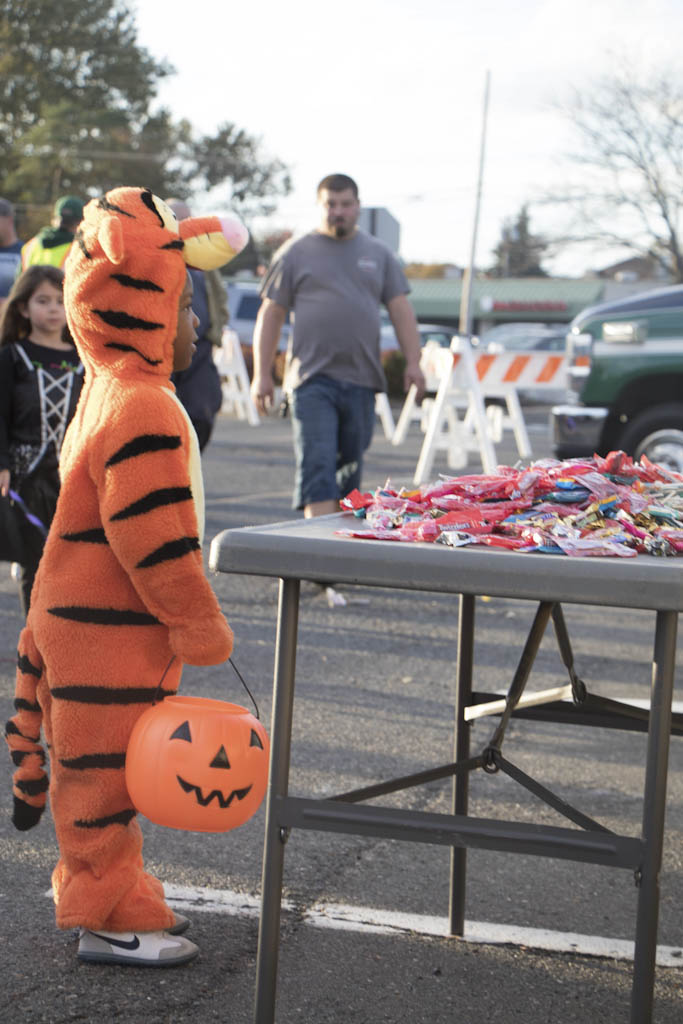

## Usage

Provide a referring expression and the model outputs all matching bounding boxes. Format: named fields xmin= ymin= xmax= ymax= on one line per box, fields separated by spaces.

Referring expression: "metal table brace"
xmin=254 ymin=580 xmax=680 ymax=1024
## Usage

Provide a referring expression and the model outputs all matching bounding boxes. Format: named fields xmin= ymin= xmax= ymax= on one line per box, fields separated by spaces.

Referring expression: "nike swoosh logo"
xmin=90 ymin=932 xmax=140 ymax=950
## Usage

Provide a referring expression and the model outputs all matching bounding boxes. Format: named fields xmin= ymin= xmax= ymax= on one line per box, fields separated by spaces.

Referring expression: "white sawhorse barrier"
xmin=394 ymin=339 xmax=497 ymax=483
xmin=392 ymin=340 xmax=451 ymax=444
xmin=393 ymin=340 xmax=568 ymax=482
xmin=213 ymin=328 xmax=260 ymax=426
xmin=375 ymin=392 xmax=395 ymax=439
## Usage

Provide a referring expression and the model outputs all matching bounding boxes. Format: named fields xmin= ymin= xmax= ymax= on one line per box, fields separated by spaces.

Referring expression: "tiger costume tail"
xmin=6 ymin=628 xmax=47 ymax=831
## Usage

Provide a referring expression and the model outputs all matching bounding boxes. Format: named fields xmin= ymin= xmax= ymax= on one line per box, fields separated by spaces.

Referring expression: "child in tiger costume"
xmin=4 ymin=186 xmax=248 ymax=967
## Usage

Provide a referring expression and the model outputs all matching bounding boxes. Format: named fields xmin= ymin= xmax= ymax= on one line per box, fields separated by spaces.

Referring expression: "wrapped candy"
xmin=335 ymin=452 xmax=683 ymax=558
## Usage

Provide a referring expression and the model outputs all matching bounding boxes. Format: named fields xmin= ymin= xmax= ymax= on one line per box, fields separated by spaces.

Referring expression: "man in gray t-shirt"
xmin=252 ymin=173 xmax=425 ymax=523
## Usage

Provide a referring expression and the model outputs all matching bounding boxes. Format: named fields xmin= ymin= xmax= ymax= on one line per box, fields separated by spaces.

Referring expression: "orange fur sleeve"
xmin=87 ymin=382 xmax=234 ymax=665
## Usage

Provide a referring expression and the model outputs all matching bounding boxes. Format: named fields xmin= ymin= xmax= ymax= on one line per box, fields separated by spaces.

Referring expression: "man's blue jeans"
xmin=290 ymin=375 xmax=376 ymax=510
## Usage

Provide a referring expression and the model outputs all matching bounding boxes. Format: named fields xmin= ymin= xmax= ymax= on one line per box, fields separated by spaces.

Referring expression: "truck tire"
xmin=618 ymin=403 xmax=683 ymax=472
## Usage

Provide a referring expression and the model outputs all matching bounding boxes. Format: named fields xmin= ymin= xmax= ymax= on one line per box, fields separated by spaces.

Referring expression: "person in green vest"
xmin=20 ymin=195 xmax=84 ymax=271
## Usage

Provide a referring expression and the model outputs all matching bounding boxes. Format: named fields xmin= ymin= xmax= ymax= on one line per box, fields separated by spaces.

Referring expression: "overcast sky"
xmin=132 ymin=0 xmax=683 ymax=276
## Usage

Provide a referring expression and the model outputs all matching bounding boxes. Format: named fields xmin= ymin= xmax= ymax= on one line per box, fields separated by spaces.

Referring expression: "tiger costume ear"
xmin=98 ymin=214 xmax=125 ymax=265
xmin=179 ymin=215 xmax=248 ymax=271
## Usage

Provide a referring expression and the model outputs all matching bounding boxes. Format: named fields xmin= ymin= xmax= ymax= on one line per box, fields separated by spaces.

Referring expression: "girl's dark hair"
xmin=0 ymin=265 xmax=73 ymax=348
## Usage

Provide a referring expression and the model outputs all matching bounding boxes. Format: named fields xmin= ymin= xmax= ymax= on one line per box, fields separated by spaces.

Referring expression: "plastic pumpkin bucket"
xmin=125 ymin=695 xmax=269 ymax=833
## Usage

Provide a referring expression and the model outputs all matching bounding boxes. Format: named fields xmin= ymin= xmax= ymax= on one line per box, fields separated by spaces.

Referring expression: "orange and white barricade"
xmin=463 ymin=349 xmax=567 ymax=458
xmin=398 ymin=338 xmax=497 ymax=484
xmin=213 ymin=327 xmax=260 ymax=426
xmin=393 ymin=342 xmax=567 ymax=469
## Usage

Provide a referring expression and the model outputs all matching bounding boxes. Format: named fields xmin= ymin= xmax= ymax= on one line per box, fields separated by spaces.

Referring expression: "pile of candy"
xmin=338 ymin=451 xmax=683 ymax=557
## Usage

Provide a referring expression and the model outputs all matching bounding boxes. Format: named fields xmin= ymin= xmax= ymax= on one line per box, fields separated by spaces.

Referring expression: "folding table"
xmin=209 ymin=513 xmax=683 ymax=1024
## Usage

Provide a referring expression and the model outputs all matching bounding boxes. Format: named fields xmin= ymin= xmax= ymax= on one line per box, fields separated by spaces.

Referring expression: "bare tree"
xmin=548 ymin=67 xmax=683 ymax=281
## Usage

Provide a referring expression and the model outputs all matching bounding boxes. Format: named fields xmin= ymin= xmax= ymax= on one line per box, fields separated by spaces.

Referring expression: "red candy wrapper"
xmin=340 ymin=489 xmax=375 ymax=511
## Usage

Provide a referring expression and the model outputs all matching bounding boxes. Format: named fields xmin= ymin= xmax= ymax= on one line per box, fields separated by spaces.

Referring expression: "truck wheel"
xmin=618 ymin=404 xmax=683 ymax=472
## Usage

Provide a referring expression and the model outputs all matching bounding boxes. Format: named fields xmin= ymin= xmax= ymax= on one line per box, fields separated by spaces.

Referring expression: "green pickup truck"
xmin=551 ymin=284 xmax=683 ymax=472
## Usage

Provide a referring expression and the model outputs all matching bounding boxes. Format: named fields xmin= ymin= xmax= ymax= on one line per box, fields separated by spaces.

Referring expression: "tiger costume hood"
xmin=66 ymin=187 xmax=247 ymax=381
xmin=5 ymin=186 xmax=248 ymax=935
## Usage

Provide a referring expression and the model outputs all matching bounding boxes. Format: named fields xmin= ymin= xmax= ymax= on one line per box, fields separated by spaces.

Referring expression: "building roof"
xmin=592 ymin=255 xmax=671 ymax=282
xmin=407 ymin=277 xmax=606 ymax=323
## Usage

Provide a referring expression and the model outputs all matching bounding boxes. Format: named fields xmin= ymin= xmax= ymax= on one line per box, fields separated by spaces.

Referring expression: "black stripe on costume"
xmin=96 ymin=196 xmax=134 ymax=218
xmin=11 ymin=749 xmax=46 ymax=767
xmin=14 ymin=697 xmax=40 ymax=713
xmin=51 ymin=685 xmax=175 ymax=704
xmin=75 ymin=229 xmax=91 ymax=259
xmin=106 ymin=434 xmax=181 ymax=467
xmin=137 ymin=536 xmax=200 ymax=569
xmin=48 ymin=607 xmax=162 ymax=626
xmin=110 ymin=486 xmax=192 ymax=522
xmin=61 ymin=528 xmax=108 ymax=544
xmin=103 ymin=342 xmax=162 ymax=366
xmin=75 ymin=808 xmax=136 ymax=829
xmin=13 ymin=796 xmax=44 ymax=831
xmin=4 ymin=720 xmax=40 ymax=743
xmin=161 ymin=239 xmax=184 ymax=251
xmin=140 ymin=188 xmax=164 ymax=227
xmin=17 ymin=652 xmax=41 ymax=678
xmin=60 ymin=752 xmax=126 ymax=770
xmin=110 ymin=273 xmax=164 ymax=292
xmin=94 ymin=309 xmax=164 ymax=332
xmin=16 ymin=776 xmax=49 ymax=796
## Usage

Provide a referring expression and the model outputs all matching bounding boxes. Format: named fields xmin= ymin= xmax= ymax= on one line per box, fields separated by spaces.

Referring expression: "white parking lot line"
xmin=157 ymin=884 xmax=683 ymax=968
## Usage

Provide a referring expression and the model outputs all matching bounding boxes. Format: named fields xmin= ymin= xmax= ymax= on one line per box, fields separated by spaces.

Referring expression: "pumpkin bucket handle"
xmin=228 ymin=656 xmax=261 ymax=720
xmin=152 ymin=655 xmax=261 ymax=720
xmin=152 ymin=655 xmax=177 ymax=704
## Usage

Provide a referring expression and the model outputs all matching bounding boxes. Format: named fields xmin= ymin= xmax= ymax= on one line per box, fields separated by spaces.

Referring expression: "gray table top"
xmin=209 ymin=513 xmax=683 ymax=612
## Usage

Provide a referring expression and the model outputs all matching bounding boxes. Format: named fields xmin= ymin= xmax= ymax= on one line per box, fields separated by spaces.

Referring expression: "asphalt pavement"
xmin=1 ymin=401 xmax=682 ymax=1023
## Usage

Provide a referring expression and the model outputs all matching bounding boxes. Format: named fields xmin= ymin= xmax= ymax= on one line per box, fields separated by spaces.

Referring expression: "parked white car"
xmin=226 ymin=280 xmax=290 ymax=350
xmin=380 ymin=312 xmax=454 ymax=352
xmin=480 ymin=322 xmax=565 ymax=353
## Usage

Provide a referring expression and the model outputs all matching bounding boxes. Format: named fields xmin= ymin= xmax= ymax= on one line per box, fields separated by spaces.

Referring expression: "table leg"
xmin=254 ymin=578 xmax=300 ymax=1024
xmin=449 ymin=592 xmax=475 ymax=935
xmin=631 ymin=609 xmax=678 ymax=1024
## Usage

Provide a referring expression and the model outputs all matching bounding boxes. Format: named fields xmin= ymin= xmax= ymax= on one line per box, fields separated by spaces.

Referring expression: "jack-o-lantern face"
xmin=125 ymin=696 xmax=270 ymax=833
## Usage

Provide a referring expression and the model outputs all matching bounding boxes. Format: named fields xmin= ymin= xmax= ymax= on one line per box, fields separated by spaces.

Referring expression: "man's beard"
xmin=334 ymin=223 xmax=347 ymax=238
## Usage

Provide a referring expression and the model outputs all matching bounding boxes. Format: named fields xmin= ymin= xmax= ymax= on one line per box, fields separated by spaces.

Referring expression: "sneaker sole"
xmin=78 ymin=946 xmax=199 ymax=967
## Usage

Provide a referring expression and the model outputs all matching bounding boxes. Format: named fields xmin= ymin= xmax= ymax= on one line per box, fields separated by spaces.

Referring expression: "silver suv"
xmin=226 ymin=279 xmax=290 ymax=350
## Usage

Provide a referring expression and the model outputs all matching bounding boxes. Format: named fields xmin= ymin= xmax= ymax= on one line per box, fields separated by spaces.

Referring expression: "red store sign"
xmin=491 ymin=301 xmax=568 ymax=312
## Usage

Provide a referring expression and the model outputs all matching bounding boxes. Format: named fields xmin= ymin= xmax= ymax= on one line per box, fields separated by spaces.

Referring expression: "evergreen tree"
xmin=489 ymin=205 xmax=548 ymax=278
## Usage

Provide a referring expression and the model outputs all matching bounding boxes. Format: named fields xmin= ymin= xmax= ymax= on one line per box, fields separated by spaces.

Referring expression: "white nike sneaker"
xmin=77 ymin=927 xmax=199 ymax=966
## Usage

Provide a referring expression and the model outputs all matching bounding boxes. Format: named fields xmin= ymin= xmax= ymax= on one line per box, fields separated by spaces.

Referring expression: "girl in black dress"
xmin=0 ymin=265 xmax=83 ymax=614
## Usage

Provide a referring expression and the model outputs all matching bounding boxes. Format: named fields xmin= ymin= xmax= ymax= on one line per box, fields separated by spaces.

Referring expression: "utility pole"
xmin=459 ymin=70 xmax=491 ymax=337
